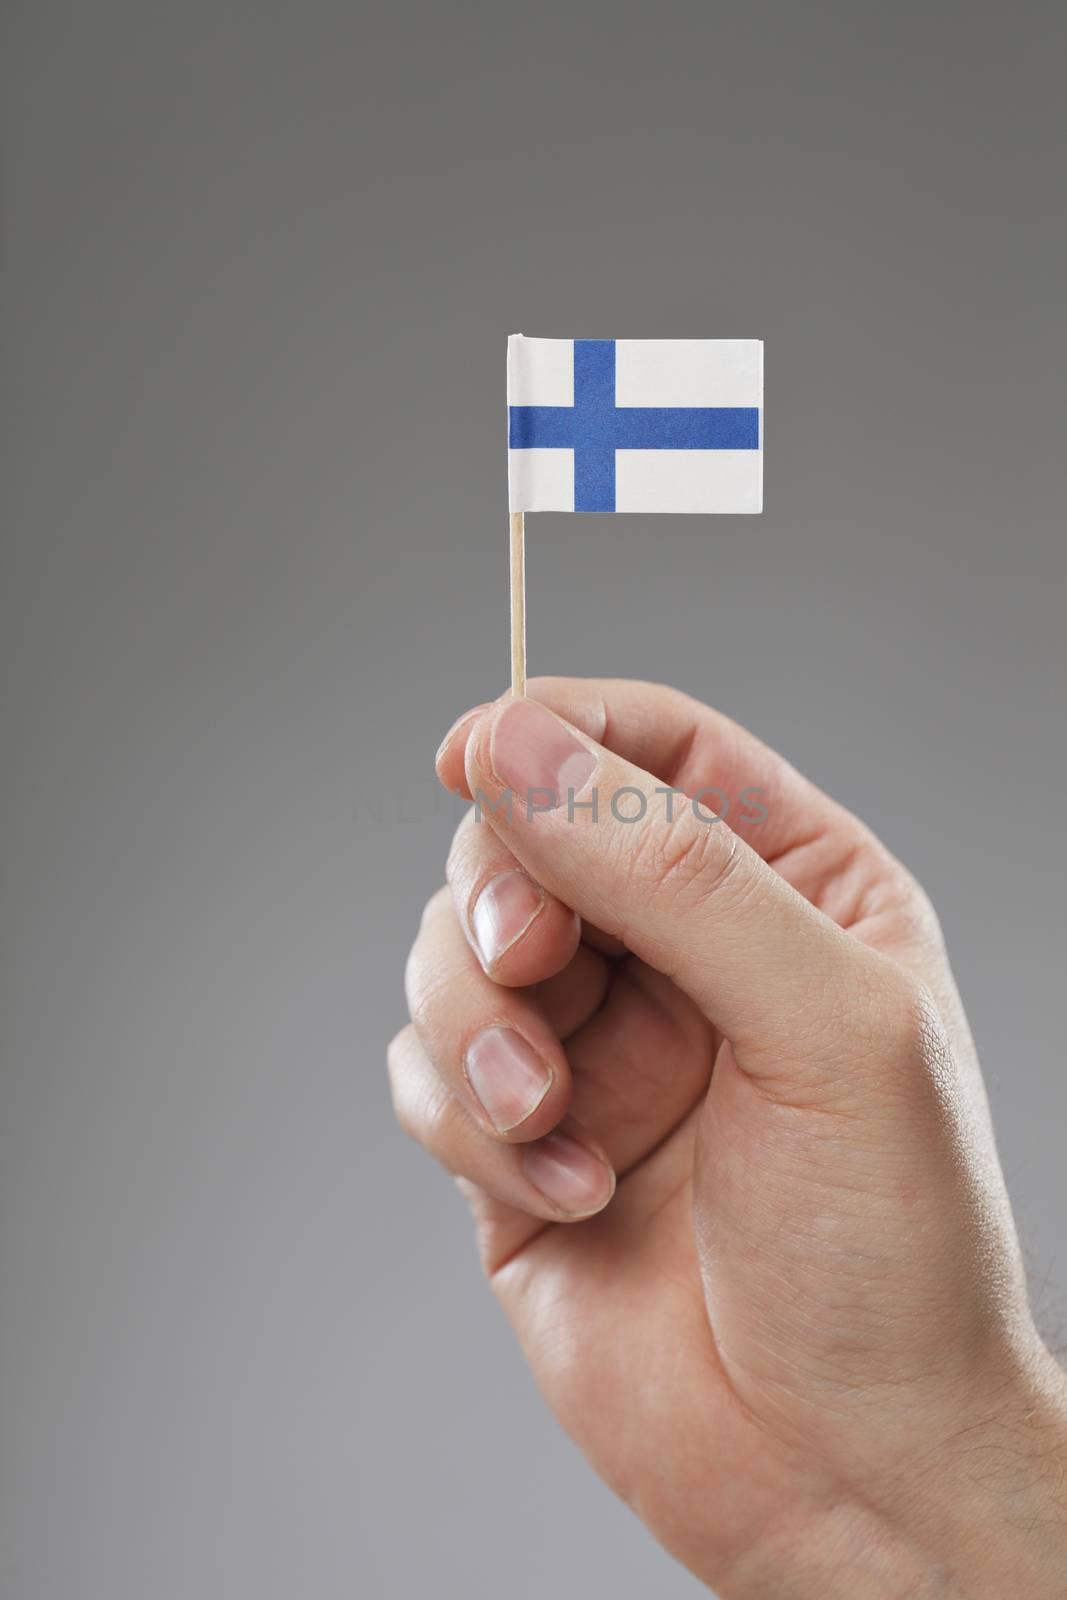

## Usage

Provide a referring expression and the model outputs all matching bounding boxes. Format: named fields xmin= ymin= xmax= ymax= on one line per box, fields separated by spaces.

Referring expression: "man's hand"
xmin=389 ymin=678 xmax=1067 ymax=1597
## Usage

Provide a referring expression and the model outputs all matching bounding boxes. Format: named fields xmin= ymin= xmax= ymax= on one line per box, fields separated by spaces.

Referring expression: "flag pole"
xmin=509 ymin=510 xmax=526 ymax=696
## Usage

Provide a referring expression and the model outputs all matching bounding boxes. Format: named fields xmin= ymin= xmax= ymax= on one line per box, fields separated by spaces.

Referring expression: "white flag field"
xmin=507 ymin=336 xmax=763 ymax=515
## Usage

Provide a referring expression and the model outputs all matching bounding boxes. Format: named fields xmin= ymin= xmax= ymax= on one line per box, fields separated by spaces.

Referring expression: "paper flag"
xmin=508 ymin=336 xmax=763 ymax=514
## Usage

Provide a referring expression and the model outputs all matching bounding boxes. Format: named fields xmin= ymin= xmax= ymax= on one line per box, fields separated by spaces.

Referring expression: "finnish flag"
xmin=508 ymin=336 xmax=763 ymax=514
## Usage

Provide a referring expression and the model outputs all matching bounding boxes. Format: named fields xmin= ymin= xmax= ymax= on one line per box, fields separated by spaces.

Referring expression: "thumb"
xmin=464 ymin=696 xmax=917 ymax=1090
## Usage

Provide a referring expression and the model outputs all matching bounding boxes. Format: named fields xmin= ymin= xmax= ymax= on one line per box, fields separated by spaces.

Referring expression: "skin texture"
xmin=390 ymin=678 xmax=1067 ymax=1597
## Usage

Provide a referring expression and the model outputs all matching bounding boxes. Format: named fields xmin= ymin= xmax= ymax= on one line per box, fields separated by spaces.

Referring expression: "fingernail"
xmin=490 ymin=700 xmax=597 ymax=809
xmin=435 ymin=704 xmax=491 ymax=771
xmin=470 ymin=870 xmax=543 ymax=969
xmin=522 ymin=1132 xmax=615 ymax=1217
xmin=465 ymin=1026 xmax=552 ymax=1133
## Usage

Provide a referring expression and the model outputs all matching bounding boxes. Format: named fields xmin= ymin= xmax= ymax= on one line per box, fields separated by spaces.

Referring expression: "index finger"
xmin=436 ymin=677 xmax=891 ymax=900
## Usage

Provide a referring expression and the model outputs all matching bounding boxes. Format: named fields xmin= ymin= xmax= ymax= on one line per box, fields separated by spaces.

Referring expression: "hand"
xmin=390 ymin=678 xmax=1067 ymax=1597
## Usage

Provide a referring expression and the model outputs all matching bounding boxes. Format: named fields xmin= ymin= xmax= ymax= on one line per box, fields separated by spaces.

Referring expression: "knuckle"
xmin=386 ymin=1026 xmax=419 ymax=1136
xmin=861 ymin=842 xmax=945 ymax=945
xmin=405 ymin=899 xmax=460 ymax=1018
xmin=891 ymin=869 xmax=945 ymax=949
xmin=410 ymin=1082 xmax=458 ymax=1157
xmin=386 ymin=1024 xmax=414 ymax=1070
xmin=630 ymin=815 xmax=741 ymax=915
xmin=869 ymin=967 xmax=958 ymax=1116
xmin=387 ymin=1026 xmax=457 ymax=1153
xmin=873 ymin=964 xmax=946 ymax=1067
xmin=418 ymin=883 xmax=452 ymax=931
xmin=405 ymin=959 xmax=453 ymax=1037
xmin=445 ymin=809 xmax=477 ymax=881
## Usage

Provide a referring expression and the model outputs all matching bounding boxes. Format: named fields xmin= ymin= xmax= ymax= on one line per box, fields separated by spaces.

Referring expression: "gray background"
xmin=2 ymin=2 xmax=1065 ymax=1596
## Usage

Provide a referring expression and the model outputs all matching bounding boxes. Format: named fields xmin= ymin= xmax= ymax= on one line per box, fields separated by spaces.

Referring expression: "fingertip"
xmin=520 ymin=1117 xmax=616 ymax=1219
xmin=469 ymin=695 xmax=601 ymax=806
xmin=461 ymin=693 xmax=510 ymax=795
xmin=476 ymin=896 xmax=582 ymax=988
xmin=434 ymin=702 xmax=493 ymax=796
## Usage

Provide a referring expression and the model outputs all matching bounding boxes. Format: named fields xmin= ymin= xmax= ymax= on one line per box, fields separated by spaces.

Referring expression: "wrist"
xmin=890 ymin=1350 xmax=1067 ymax=1600
xmin=713 ymin=1351 xmax=1067 ymax=1600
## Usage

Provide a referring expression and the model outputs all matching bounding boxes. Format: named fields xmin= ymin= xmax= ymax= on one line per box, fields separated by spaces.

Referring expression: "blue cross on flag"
xmin=508 ymin=336 xmax=763 ymax=514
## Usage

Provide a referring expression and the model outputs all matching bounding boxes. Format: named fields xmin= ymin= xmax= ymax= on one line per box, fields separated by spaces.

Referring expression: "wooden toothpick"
xmin=509 ymin=510 xmax=526 ymax=696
